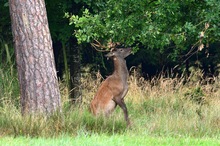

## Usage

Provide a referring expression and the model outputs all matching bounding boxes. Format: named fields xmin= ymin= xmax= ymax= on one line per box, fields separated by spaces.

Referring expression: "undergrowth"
xmin=0 ymin=66 xmax=219 ymax=138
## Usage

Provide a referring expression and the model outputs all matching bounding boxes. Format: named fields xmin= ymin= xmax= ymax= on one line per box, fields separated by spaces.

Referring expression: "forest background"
xmin=0 ymin=0 xmax=220 ymax=144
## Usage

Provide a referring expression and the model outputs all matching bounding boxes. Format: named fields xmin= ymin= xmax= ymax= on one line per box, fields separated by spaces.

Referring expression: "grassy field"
xmin=1 ymin=134 xmax=220 ymax=146
xmin=0 ymin=67 xmax=220 ymax=145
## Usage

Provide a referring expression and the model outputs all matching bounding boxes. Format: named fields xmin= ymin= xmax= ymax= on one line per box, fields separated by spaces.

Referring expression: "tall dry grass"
xmin=79 ymin=68 xmax=220 ymax=137
xmin=0 ymin=67 xmax=219 ymax=138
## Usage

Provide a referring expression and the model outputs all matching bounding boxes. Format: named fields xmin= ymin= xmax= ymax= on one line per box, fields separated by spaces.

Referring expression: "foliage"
xmin=68 ymin=0 xmax=220 ymax=60
xmin=1 ymin=0 xmax=220 ymax=81
xmin=45 ymin=0 xmax=78 ymax=43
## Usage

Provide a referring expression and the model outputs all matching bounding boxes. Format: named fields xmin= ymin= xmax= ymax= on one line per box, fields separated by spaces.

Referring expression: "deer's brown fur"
xmin=90 ymin=48 xmax=131 ymax=126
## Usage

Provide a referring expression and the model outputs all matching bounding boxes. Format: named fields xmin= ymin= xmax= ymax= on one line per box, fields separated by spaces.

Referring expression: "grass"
xmin=0 ymin=66 xmax=20 ymax=107
xmin=0 ymin=65 xmax=219 ymax=144
xmin=0 ymin=134 xmax=220 ymax=146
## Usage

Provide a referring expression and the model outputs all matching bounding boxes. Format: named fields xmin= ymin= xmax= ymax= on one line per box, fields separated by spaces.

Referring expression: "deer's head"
xmin=105 ymin=48 xmax=132 ymax=59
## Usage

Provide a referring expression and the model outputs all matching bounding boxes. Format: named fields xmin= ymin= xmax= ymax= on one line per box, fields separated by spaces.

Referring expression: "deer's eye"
xmin=120 ymin=49 xmax=123 ymax=52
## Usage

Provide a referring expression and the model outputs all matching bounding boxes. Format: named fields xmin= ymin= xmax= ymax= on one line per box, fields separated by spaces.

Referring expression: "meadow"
xmin=0 ymin=66 xmax=219 ymax=145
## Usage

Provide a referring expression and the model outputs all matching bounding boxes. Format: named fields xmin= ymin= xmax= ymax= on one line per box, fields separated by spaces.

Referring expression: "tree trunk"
xmin=61 ymin=41 xmax=70 ymax=94
xmin=9 ymin=0 xmax=61 ymax=115
xmin=70 ymin=44 xmax=82 ymax=103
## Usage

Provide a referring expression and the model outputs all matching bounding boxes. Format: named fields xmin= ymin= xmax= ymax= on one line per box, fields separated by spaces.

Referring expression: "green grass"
xmin=1 ymin=134 xmax=219 ymax=146
xmin=0 ymin=98 xmax=219 ymax=138
xmin=0 ymin=66 xmax=220 ymax=144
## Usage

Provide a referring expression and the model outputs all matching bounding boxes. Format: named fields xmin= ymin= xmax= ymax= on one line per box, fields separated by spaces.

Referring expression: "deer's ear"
xmin=105 ymin=52 xmax=114 ymax=58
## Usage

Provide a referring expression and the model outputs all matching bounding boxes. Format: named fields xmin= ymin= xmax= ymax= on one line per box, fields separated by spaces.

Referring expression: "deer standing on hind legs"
xmin=90 ymin=45 xmax=132 ymax=126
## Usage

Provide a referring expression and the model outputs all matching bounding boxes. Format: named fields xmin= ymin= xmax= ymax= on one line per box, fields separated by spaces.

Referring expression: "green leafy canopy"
xmin=68 ymin=0 xmax=220 ymax=55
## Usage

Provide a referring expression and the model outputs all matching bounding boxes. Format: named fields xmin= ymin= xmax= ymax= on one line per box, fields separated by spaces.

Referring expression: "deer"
xmin=90 ymin=41 xmax=131 ymax=126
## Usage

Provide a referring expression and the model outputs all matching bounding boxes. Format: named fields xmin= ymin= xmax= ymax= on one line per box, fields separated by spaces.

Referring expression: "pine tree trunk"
xmin=9 ymin=0 xmax=61 ymax=115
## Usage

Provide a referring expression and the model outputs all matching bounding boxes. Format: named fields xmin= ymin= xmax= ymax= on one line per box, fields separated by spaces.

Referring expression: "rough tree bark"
xmin=9 ymin=0 xmax=61 ymax=115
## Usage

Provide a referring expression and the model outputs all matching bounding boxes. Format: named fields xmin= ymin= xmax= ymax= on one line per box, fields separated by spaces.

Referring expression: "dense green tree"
xmin=68 ymin=0 xmax=220 ymax=76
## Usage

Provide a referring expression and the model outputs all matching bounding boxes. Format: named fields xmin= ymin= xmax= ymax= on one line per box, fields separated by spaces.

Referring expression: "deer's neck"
xmin=112 ymin=57 xmax=128 ymax=81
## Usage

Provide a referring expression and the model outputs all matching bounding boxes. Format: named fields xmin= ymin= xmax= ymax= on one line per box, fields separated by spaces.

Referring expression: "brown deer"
xmin=90 ymin=47 xmax=132 ymax=126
